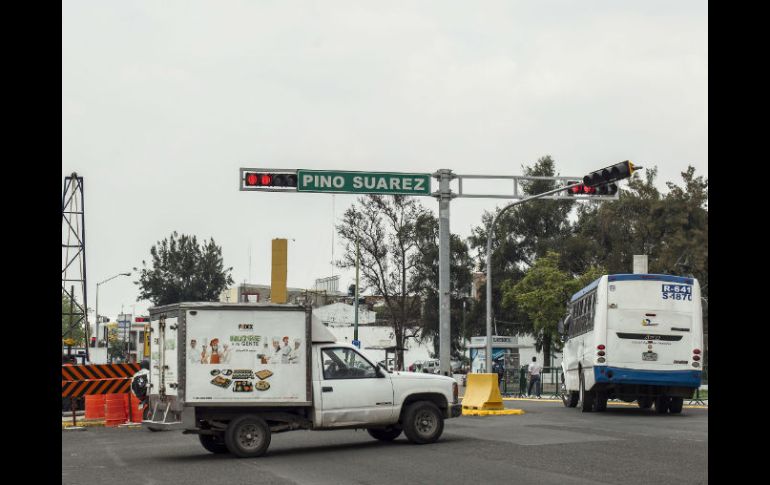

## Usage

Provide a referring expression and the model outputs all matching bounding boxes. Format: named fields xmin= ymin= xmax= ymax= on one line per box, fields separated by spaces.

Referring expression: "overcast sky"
xmin=62 ymin=1 xmax=708 ymax=321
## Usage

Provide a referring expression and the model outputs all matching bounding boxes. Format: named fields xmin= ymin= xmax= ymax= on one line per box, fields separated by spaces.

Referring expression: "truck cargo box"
xmin=147 ymin=303 xmax=313 ymax=420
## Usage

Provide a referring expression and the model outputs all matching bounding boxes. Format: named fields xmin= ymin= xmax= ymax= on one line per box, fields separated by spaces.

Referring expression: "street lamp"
xmin=95 ymin=272 xmax=131 ymax=350
xmin=484 ymin=162 xmax=641 ymax=373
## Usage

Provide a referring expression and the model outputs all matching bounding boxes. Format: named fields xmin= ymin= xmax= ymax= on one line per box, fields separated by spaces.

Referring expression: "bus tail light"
xmin=692 ymin=355 xmax=701 ymax=361
xmin=693 ymin=349 xmax=701 ymax=355
xmin=597 ymin=351 xmax=605 ymax=356
xmin=597 ymin=345 xmax=605 ymax=350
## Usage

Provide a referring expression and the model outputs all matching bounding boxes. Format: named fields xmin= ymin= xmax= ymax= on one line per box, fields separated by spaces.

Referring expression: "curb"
xmin=462 ymin=408 xmax=525 ymax=416
xmin=62 ymin=420 xmax=106 ymax=428
xmin=461 ymin=396 xmax=708 ymax=410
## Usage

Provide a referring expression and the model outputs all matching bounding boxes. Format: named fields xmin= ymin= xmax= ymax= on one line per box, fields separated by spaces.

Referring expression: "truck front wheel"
xmin=225 ymin=415 xmax=272 ymax=458
xmin=367 ymin=426 xmax=402 ymax=441
xmin=199 ymin=433 xmax=228 ymax=454
xmin=402 ymin=401 xmax=444 ymax=445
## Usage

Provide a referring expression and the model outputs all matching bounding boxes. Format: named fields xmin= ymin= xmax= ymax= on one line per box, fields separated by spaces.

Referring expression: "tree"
xmin=567 ymin=165 xmax=708 ymax=354
xmin=411 ymin=212 xmax=474 ymax=358
xmin=467 ymin=155 xmax=575 ymax=339
xmin=502 ymin=252 xmax=604 ymax=367
xmin=61 ymin=293 xmax=85 ymax=345
xmin=336 ymin=195 xmax=431 ymax=370
xmin=135 ymin=232 xmax=234 ymax=306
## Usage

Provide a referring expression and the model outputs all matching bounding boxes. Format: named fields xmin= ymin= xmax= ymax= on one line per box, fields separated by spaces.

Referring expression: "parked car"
xmin=412 ymin=359 xmax=441 ymax=374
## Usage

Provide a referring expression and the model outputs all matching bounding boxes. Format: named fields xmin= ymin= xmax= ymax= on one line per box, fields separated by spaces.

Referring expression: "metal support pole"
xmin=354 ymin=232 xmax=360 ymax=342
xmin=95 ymin=284 xmax=100 ymax=351
xmin=437 ymin=169 xmax=453 ymax=376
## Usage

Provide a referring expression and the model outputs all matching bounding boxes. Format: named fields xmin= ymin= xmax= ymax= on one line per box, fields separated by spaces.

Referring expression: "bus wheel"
xmin=637 ymin=397 xmax=653 ymax=409
xmin=668 ymin=397 xmax=684 ymax=414
xmin=561 ymin=374 xmax=578 ymax=408
xmin=654 ymin=396 xmax=670 ymax=414
xmin=578 ymin=370 xmax=594 ymax=412
xmin=594 ymin=391 xmax=608 ymax=412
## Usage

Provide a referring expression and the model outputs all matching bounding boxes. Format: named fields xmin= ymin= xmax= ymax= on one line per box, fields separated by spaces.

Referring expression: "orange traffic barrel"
xmin=85 ymin=394 xmax=106 ymax=419
xmin=105 ymin=394 xmax=126 ymax=427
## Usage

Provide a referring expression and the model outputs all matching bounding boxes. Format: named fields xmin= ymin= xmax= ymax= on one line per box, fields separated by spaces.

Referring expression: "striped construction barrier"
xmin=61 ymin=363 xmax=141 ymax=398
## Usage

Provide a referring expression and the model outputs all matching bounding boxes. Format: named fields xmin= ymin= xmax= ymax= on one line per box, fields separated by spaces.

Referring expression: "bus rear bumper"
xmin=594 ymin=366 xmax=701 ymax=388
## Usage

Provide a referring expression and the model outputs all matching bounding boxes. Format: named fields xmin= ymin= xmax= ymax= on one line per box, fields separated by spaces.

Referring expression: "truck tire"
xmin=224 ymin=415 xmax=272 ymax=458
xmin=561 ymin=374 xmax=578 ymax=408
xmin=578 ymin=370 xmax=594 ymax=413
xmin=668 ymin=397 xmax=684 ymax=414
xmin=402 ymin=401 xmax=444 ymax=445
xmin=367 ymin=426 xmax=402 ymax=441
xmin=637 ymin=397 xmax=653 ymax=409
xmin=199 ymin=433 xmax=229 ymax=454
xmin=654 ymin=396 xmax=670 ymax=414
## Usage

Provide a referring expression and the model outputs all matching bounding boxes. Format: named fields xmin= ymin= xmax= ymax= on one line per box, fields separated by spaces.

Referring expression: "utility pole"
xmin=354 ymin=231 xmax=360 ymax=343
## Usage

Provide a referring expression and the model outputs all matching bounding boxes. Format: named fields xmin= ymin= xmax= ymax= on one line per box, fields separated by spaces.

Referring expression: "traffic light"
xmin=583 ymin=161 xmax=641 ymax=187
xmin=565 ymin=180 xmax=618 ymax=197
xmin=242 ymin=170 xmax=298 ymax=190
xmin=565 ymin=181 xmax=618 ymax=197
xmin=594 ymin=183 xmax=618 ymax=196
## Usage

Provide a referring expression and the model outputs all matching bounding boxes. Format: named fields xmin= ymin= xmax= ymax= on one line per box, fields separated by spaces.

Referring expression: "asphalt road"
xmin=62 ymin=400 xmax=707 ymax=485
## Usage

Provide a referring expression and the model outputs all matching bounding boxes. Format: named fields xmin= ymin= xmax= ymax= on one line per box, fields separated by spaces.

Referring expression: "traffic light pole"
xmin=240 ymin=164 xmax=633 ymax=379
xmin=436 ymin=169 xmax=454 ymax=376
xmin=354 ymin=232 xmax=360 ymax=343
xmin=484 ymin=181 xmax=584 ymax=374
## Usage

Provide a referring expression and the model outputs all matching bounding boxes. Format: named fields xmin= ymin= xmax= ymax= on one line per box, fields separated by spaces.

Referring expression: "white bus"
xmin=559 ymin=274 xmax=704 ymax=414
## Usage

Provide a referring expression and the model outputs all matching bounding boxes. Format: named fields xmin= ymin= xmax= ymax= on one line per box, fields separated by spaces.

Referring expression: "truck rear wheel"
xmin=199 ymin=433 xmax=228 ymax=454
xmin=367 ymin=426 xmax=402 ymax=441
xmin=637 ymin=397 xmax=653 ymax=409
xmin=402 ymin=401 xmax=444 ymax=444
xmin=654 ymin=396 xmax=670 ymax=414
xmin=225 ymin=415 xmax=271 ymax=458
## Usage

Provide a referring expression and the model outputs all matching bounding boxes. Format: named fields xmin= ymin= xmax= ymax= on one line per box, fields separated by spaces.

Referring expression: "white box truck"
xmin=139 ymin=302 xmax=461 ymax=457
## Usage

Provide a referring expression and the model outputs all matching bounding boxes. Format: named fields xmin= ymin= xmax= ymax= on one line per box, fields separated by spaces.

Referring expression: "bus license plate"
xmin=642 ymin=352 xmax=658 ymax=361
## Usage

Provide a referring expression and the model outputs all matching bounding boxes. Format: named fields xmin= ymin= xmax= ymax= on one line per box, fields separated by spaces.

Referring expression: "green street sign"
xmin=296 ymin=170 xmax=432 ymax=195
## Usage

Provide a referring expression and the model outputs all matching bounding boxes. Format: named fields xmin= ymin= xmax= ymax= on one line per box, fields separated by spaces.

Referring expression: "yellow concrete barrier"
xmin=461 ymin=373 xmax=504 ymax=410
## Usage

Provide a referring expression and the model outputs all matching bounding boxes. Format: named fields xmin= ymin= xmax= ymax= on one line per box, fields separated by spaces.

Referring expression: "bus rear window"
xmin=609 ymin=281 xmax=696 ymax=310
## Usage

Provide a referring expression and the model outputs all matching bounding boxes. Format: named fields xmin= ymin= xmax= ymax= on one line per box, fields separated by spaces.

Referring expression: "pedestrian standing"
xmin=527 ymin=356 xmax=543 ymax=398
xmin=494 ymin=362 xmax=504 ymax=391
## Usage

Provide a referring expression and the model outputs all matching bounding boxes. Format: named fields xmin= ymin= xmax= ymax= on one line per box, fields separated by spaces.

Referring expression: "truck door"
xmin=150 ymin=314 xmax=179 ymax=399
xmin=318 ymin=347 xmax=394 ymax=427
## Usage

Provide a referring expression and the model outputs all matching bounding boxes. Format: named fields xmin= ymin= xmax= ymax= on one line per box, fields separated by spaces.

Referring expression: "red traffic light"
xmin=566 ymin=181 xmax=595 ymax=196
xmin=243 ymin=171 xmax=298 ymax=190
xmin=565 ymin=181 xmax=616 ymax=196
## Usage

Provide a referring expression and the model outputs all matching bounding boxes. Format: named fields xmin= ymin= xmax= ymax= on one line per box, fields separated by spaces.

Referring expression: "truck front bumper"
xmin=449 ymin=403 xmax=462 ymax=418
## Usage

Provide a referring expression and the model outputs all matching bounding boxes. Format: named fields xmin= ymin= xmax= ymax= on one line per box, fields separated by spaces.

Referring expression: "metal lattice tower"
xmin=62 ymin=172 xmax=89 ymax=361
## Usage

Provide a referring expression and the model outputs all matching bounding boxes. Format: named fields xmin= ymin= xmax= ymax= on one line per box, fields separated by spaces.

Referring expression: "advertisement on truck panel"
xmin=185 ymin=310 xmax=306 ymax=403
